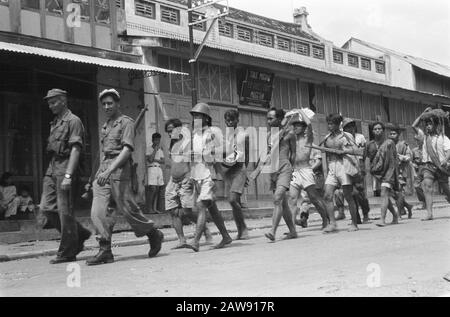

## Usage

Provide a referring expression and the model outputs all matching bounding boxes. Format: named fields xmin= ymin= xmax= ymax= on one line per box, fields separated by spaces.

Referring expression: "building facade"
xmin=119 ymin=0 xmax=450 ymax=199
xmin=0 ymin=0 xmax=181 ymax=213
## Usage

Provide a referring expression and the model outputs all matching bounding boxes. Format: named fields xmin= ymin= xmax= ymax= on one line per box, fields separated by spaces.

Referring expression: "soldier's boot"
xmin=148 ymin=228 xmax=164 ymax=258
xmin=86 ymin=239 xmax=114 ymax=266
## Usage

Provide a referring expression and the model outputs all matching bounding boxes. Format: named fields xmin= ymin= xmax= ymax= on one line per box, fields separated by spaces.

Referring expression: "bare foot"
xmin=184 ymin=242 xmax=199 ymax=252
xmin=282 ymin=232 xmax=298 ymax=240
xmin=213 ymin=237 xmax=232 ymax=249
xmin=236 ymin=229 xmax=250 ymax=241
xmin=335 ymin=213 xmax=346 ymax=221
xmin=376 ymin=221 xmax=387 ymax=227
xmin=421 ymin=215 xmax=434 ymax=221
xmin=171 ymin=242 xmax=188 ymax=250
xmin=323 ymin=224 xmax=338 ymax=234
xmin=391 ymin=217 xmax=399 ymax=225
xmin=265 ymin=232 xmax=276 ymax=241
xmin=347 ymin=225 xmax=359 ymax=232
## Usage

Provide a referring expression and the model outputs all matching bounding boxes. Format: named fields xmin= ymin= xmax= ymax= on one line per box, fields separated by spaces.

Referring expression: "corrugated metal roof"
xmin=348 ymin=38 xmax=450 ymax=79
xmin=165 ymin=0 xmax=319 ymax=41
xmin=0 ymin=41 xmax=188 ymax=76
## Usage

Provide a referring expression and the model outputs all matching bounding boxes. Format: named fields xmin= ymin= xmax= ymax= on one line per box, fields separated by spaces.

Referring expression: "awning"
xmin=0 ymin=41 xmax=187 ymax=76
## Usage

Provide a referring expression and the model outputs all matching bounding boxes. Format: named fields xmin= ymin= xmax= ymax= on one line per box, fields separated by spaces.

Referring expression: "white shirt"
xmin=355 ymin=133 xmax=366 ymax=148
xmin=191 ymin=127 xmax=222 ymax=180
xmin=148 ymin=148 xmax=164 ymax=168
xmin=421 ymin=133 xmax=450 ymax=164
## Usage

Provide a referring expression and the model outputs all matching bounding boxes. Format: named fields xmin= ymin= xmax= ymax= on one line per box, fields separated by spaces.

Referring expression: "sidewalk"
xmin=0 ymin=196 xmax=448 ymax=262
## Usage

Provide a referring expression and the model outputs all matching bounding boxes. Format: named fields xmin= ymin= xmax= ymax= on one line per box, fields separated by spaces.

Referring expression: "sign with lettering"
xmin=239 ymin=69 xmax=274 ymax=107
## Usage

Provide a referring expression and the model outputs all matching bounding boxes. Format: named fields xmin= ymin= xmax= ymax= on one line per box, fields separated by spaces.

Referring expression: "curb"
xmin=0 ymin=202 xmax=448 ymax=263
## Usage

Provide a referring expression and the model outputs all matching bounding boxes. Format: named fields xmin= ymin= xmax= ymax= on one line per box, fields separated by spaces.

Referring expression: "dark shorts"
xmin=421 ymin=163 xmax=448 ymax=184
xmin=223 ymin=166 xmax=247 ymax=195
xmin=270 ymin=160 xmax=293 ymax=191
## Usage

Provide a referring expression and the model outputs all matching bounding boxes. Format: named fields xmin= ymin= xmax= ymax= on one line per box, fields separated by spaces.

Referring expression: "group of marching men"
xmin=39 ymin=86 xmax=450 ymax=266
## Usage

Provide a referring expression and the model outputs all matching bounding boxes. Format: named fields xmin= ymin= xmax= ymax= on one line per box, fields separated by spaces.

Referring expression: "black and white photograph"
xmin=0 ymin=0 xmax=449 ymax=300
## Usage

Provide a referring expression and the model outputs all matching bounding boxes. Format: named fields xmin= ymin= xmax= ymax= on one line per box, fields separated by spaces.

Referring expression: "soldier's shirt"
xmin=98 ymin=114 xmax=135 ymax=180
xmin=45 ymin=109 xmax=84 ymax=176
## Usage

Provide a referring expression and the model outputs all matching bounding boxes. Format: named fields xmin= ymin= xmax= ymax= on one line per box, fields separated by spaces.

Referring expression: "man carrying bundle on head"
xmin=412 ymin=107 xmax=450 ymax=221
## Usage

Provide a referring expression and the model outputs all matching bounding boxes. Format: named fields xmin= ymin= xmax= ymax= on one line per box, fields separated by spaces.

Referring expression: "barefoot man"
xmin=412 ymin=108 xmax=450 ymax=221
xmin=263 ymin=108 xmax=297 ymax=242
xmin=186 ymin=103 xmax=232 ymax=252
xmin=164 ymin=118 xmax=212 ymax=249
xmin=222 ymin=110 xmax=250 ymax=240
xmin=288 ymin=110 xmax=328 ymax=230
xmin=320 ymin=114 xmax=361 ymax=232
xmin=365 ymin=122 xmax=399 ymax=227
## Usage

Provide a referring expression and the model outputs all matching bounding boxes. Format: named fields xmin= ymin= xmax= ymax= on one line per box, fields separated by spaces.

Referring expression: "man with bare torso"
xmin=164 ymin=118 xmax=212 ymax=249
xmin=288 ymin=110 xmax=328 ymax=230
xmin=321 ymin=113 xmax=360 ymax=233
xmin=264 ymin=108 xmax=297 ymax=241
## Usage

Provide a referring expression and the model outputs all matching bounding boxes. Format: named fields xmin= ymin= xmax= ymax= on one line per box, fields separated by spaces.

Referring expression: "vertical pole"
xmin=188 ymin=0 xmax=198 ymax=107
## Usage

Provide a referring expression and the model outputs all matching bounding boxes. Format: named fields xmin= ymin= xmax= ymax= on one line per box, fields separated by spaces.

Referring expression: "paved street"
xmin=1 ymin=206 xmax=450 ymax=297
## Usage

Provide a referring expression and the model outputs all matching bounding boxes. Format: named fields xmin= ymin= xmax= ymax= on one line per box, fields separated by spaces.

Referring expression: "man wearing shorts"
xmin=164 ymin=119 xmax=212 ymax=249
xmin=221 ymin=110 xmax=250 ymax=240
xmin=321 ymin=114 xmax=360 ymax=232
xmin=264 ymin=108 xmax=297 ymax=241
xmin=185 ymin=103 xmax=232 ymax=252
xmin=412 ymin=108 xmax=450 ymax=221
xmin=288 ymin=110 xmax=328 ymax=230
xmin=366 ymin=122 xmax=399 ymax=227
xmin=146 ymin=133 xmax=164 ymax=214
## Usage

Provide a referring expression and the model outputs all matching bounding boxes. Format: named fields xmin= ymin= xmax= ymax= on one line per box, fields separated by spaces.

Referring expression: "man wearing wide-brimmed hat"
xmin=38 ymin=88 xmax=92 ymax=264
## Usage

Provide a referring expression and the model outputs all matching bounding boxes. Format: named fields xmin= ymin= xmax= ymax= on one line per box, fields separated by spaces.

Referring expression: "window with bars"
xmin=161 ymin=5 xmax=180 ymax=25
xmin=295 ymin=41 xmax=310 ymax=56
xmin=375 ymin=61 xmax=385 ymax=74
xmin=158 ymin=55 xmax=232 ymax=103
xmin=271 ymin=77 xmax=298 ymax=109
xmin=333 ymin=50 xmax=343 ymax=64
xmin=348 ymin=54 xmax=359 ymax=68
xmin=21 ymin=0 xmax=40 ymax=10
xmin=219 ymin=20 xmax=233 ymax=37
xmin=45 ymin=0 xmax=63 ymax=15
xmin=361 ymin=58 xmax=371 ymax=71
xmin=192 ymin=13 xmax=206 ymax=31
xmin=135 ymin=0 xmax=155 ymax=19
xmin=257 ymin=32 xmax=273 ymax=47
xmin=312 ymin=46 xmax=325 ymax=60
xmin=72 ymin=0 xmax=90 ymax=21
xmin=237 ymin=26 xmax=252 ymax=42
xmin=277 ymin=37 xmax=290 ymax=51
xmin=95 ymin=0 xmax=110 ymax=24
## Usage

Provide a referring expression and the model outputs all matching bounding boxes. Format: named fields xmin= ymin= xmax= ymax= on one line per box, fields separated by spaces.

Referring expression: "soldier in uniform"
xmin=38 ymin=89 xmax=91 ymax=264
xmin=86 ymin=89 xmax=164 ymax=266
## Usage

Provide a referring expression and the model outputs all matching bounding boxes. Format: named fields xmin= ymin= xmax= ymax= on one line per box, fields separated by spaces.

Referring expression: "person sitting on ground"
xmin=0 ymin=172 xmax=20 ymax=220
xmin=16 ymin=186 xmax=35 ymax=220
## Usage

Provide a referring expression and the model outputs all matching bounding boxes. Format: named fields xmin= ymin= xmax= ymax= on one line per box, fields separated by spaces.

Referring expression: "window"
xmin=95 ymin=0 xmax=110 ymax=24
xmin=272 ymin=77 xmax=298 ymax=109
xmin=72 ymin=0 xmax=90 ymax=21
xmin=158 ymin=55 xmax=232 ymax=102
xmin=237 ymin=26 xmax=252 ymax=42
xmin=295 ymin=41 xmax=310 ymax=56
xmin=277 ymin=37 xmax=290 ymax=51
xmin=333 ymin=50 xmax=343 ymax=64
xmin=375 ymin=61 xmax=385 ymax=74
xmin=21 ymin=0 xmax=40 ymax=10
xmin=45 ymin=0 xmax=63 ymax=15
xmin=312 ymin=45 xmax=325 ymax=60
xmin=219 ymin=20 xmax=233 ymax=37
xmin=348 ymin=54 xmax=359 ymax=68
xmin=135 ymin=0 xmax=155 ymax=19
xmin=257 ymin=32 xmax=273 ymax=47
xmin=361 ymin=58 xmax=371 ymax=71
xmin=116 ymin=0 xmax=123 ymax=8
xmin=192 ymin=13 xmax=206 ymax=31
xmin=161 ymin=5 xmax=180 ymax=25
